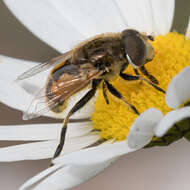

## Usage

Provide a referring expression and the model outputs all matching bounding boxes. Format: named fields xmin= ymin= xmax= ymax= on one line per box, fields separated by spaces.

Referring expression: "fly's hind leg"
xmin=52 ymin=79 xmax=101 ymax=162
xmin=105 ymin=81 xmax=140 ymax=115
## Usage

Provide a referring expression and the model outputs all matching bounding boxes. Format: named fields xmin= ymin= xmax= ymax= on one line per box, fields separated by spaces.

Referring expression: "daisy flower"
xmin=0 ymin=0 xmax=190 ymax=190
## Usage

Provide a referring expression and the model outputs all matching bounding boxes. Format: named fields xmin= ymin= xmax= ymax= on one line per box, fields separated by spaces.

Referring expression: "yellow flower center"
xmin=91 ymin=32 xmax=190 ymax=141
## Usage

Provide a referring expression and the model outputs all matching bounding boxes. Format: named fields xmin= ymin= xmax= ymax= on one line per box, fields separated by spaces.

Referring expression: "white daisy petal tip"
xmin=155 ymin=107 xmax=190 ymax=137
xmin=165 ymin=66 xmax=190 ymax=109
xmin=18 ymin=164 xmax=64 ymax=190
xmin=19 ymin=160 xmax=117 ymax=190
xmin=127 ymin=108 xmax=163 ymax=149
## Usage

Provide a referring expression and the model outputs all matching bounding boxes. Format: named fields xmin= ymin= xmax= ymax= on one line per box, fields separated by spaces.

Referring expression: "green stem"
xmin=145 ymin=118 xmax=190 ymax=148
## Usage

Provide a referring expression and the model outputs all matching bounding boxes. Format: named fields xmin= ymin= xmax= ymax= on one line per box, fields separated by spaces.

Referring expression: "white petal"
xmin=0 ymin=136 xmax=101 ymax=162
xmin=155 ymin=107 xmax=190 ymax=137
xmin=165 ymin=66 xmax=190 ymax=108
xmin=20 ymin=159 xmax=117 ymax=190
xmin=49 ymin=0 xmax=126 ymax=38
xmin=54 ymin=141 xmax=136 ymax=166
xmin=0 ymin=140 xmax=57 ymax=161
xmin=149 ymin=0 xmax=174 ymax=35
xmin=114 ymin=0 xmax=174 ymax=35
xmin=64 ymin=132 xmax=100 ymax=155
xmin=0 ymin=79 xmax=34 ymax=113
xmin=0 ymin=55 xmax=46 ymax=87
xmin=4 ymin=0 xmax=84 ymax=52
xmin=0 ymin=121 xmax=92 ymax=141
xmin=66 ymin=121 xmax=93 ymax=139
xmin=35 ymin=161 xmax=117 ymax=190
xmin=186 ymin=16 xmax=190 ymax=38
xmin=127 ymin=108 xmax=163 ymax=149
xmin=0 ymin=55 xmax=48 ymax=113
xmin=0 ymin=121 xmax=98 ymax=161
xmin=0 ymin=123 xmax=60 ymax=141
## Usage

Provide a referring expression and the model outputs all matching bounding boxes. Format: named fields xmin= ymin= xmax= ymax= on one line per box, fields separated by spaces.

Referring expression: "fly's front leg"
xmin=139 ymin=65 xmax=159 ymax=84
xmin=120 ymin=72 xmax=165 ymax=94
xmin=105 ymin=81 xmax=140 ymax=115
xmin=102 ymin=82 xmax=109 ymax=104
xmin=133 ymin=68 xmax=139 ymax=75
xmin=52 ymin=79 xmax=101 ymax=162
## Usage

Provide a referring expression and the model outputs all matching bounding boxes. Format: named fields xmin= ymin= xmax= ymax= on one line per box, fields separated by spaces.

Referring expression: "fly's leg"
xmin=105 ymin=81 xmax=140 ymax=115
xmin=52 ymin=79 xmax=101 ymax=162
xmin=120 ymin=72 xmax=165 ymax=94
xmin=133 ymin=68 xmax=139 ymax=75
xmin=102 ymin=82 xmax=109 ymax=104
xmin=139 ymin=65 xmax=159 ymax=84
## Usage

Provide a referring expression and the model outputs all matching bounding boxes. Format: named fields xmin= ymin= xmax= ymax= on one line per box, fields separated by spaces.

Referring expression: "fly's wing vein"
xmin=16 ymin=50 xmax=73 ymax=81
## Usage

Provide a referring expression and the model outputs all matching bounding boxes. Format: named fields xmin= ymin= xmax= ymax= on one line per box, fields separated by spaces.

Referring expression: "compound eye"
xmin=122 ymin=32 xmax=146 ymax=67
xmin=147 ymin=35 xmax=154 ymax=41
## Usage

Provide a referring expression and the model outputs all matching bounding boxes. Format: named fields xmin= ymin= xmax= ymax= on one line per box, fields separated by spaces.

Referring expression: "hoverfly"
xmin=17 ymin=29 xmax=165 ymax=161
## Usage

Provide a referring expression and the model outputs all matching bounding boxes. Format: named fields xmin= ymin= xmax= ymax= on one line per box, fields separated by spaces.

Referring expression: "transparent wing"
xmin=16 ymin=50 xmax=73 ymax=81
xmin=23 ymin=76 xmax=88 ymax=120
xmin=23 ymin=86 xmax=60 ymax=120
xmin=23 ymin=64 xmax=103 ymax=120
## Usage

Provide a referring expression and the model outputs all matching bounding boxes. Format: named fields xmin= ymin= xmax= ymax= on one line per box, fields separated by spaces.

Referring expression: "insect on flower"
xmin=17 ymin=29 xmax=165 ymax=163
